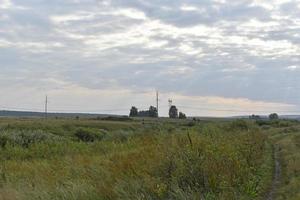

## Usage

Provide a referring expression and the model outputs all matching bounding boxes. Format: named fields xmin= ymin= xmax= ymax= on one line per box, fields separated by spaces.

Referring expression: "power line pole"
xmin=168 ymin=99 xmax=173 ymax=109
xmin=156 ymin=90 xmax=159 ymax=117
xmin=45 ymin=95 xmax=48 ymax=119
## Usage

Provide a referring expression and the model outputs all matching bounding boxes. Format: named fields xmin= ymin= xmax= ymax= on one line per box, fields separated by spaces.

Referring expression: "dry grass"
xmin=269 ymin=126 xmax=300 ymax=200
xmin=0 ymin=118 xmax=275 ymax=200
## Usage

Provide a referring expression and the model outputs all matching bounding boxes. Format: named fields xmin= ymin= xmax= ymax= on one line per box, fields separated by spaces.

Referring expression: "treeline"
xmin=249 ymin=113 xmax=279 ymax=120
xmin=129 ymin=105 xmax=187 ymax=119
xmin=129 ymin=106 xmax=158 ymax=118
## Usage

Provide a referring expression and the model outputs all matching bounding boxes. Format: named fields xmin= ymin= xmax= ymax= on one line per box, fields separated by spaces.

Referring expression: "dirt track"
xmin=266 ymin=145 xmax=281 ymax=200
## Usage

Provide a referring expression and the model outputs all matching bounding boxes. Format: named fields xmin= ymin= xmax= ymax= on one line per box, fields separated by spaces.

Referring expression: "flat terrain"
xmin=0 ymin=117 xmax=298 ymax=200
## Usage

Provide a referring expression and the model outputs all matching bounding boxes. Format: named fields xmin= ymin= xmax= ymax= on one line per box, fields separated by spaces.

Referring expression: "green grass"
xmin=0 ymin=117 xmax=295 ymax=200
xmin=268 ymin=124 xmax=300 ymax=200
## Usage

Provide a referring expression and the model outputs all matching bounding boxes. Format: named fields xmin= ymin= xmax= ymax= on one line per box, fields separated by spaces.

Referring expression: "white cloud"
xmin=180 ymin=5 xmax=199 ymax=11
xmin=0 ymin=38 xmax=11 ymax=47
xmin=1 ymin=0 xmax=300 ymax=116
xmin=286 ymin=65 xmax=300 ymax=71
xmin=0 ymin=0 xmax=12 ymax=9
xmin=160 ymin=66 xmax=194 ymax=76
xmin=167 ymin=92 xmax=295 ymax=116
xmin=0 ymin=80 xmax=295 ymax=116
xmin=221 ymin=64 xmax=257 ymax=72
xmin=51 ymin=12 xmax=96 ymax=24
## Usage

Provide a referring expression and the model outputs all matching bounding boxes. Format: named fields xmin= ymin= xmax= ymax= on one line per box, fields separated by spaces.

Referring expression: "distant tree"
xmin=137 ymin=106 xmax=157 ymax=118
xmin=249 ymin=114 xmax=260 ymax=120
xmin=179 ymin=112 xmax=187 ymax=119
xmin=169 ymin=105 xmax=178 ymax=118
xmin=149 ymin=106 xmax=158 ymax=118
xmin=269 ymin=113 xmax=279 ymax=120
xmin=129 ymin=106 xmax=138 ymax=117
xmin=138 ymin=110 xmax=150 ymax=117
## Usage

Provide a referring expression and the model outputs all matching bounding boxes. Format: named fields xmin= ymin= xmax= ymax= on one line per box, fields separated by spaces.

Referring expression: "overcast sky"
xmin=0 ymin=0 xmax=300 ymax=116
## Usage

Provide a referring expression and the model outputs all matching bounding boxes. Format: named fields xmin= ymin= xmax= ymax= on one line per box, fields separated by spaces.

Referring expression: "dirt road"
xmin=266 ymin=145 xmax=281 ymax=200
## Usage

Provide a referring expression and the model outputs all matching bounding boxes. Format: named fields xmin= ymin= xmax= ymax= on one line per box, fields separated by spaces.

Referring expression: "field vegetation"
xmin=0 ymin=117 xmax=298 ymax=199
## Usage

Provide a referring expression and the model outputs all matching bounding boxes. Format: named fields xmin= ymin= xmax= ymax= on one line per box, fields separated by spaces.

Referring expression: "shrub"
xmin=228 ymin=120 xmax=252 ymax=131
xmin=74 ymin=128 xmax=107 ymax=142
xmin=256 ymin=120 xmax=270 ymax=126
xmin=277 ymin=120 xmax=293 ymax=128
xmin=0 ymin=130 xmax=63 ymax=148
xmin=0 ymin=135 xmax=9 ymax=148
xmin=107 ymin=130 xmax=131 ymax=142
xmin=101 ymin=116 xmax=133 ymax=121
xmin=186 ymin=121 xmax=196 ymax=127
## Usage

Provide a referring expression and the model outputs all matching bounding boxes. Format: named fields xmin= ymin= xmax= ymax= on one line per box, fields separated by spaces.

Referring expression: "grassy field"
xmin=0 ymin=117 xmax=298 ymax=200
xmin=266 ymin=121 xmax=300 ymax=200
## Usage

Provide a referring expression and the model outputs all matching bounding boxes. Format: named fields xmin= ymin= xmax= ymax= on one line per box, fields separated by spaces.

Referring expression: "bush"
xmin=256 ymin=120 xmax=270 ymax=127
xmin=74 ymin=128 xmax=107 ymax=142
xmin=106 ymin=130 xmax=131 ymax=142
xmin=0 ymin=135 xmax=9 ymax=148
xmin=101 ymin=116 xmax=133 ymax=121
xmin=228 ymin=120 xmax=252 ymax=131
xmin=186 ymin=121 xmax=196 ymax=127
xmin=0 ymin=130 xmax=63 ymax=148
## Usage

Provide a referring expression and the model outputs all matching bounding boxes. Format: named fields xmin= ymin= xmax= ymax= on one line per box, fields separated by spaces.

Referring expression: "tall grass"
xmin=0 ymin=118 xmax=273 ymax=200
xmin=269 ymin=125 xmax=300 ymax=200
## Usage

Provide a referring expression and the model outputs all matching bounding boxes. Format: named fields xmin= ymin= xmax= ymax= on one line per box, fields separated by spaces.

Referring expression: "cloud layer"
xmin=0 ymin=0 xmax=300 ymax=116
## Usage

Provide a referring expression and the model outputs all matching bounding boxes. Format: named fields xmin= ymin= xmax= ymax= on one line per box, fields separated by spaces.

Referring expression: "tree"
xmin=138 ymin=110 xmax=149 ymax=117
xmin=179 ymin=112 xmax=187 ymax=119
xmin=269 ymin=113 xmax=279 ymax=120
xmin=149 ymin=106 xmax=158 ymax=118
xmin=129 ymin=106 xmax=138 ymax=117
xmin=169 ymin=105 xmax=178 ymax=118
xmin=249 ymin=114 xmax=260 ymax=120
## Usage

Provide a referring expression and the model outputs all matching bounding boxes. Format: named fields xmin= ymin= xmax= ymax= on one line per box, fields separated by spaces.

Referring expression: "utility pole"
xmin=156 ymin=90 xmax=159 ymax=117
xmin=45 ymin=95 xmax=48 ymax=119
xmin=168 ymin=99 xmax=173 ymax=109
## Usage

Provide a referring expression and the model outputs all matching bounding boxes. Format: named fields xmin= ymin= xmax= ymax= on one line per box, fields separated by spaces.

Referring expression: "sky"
xmin=0 ymin=0 xmax=300 ymax=117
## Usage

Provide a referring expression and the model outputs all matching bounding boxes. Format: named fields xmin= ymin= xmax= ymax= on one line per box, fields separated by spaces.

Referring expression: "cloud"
xmin=286 ymin=65 xmax=300 ymax=71
xmin=0 ymin=0 xmax=300 ymax=115
xmin=0 ymin=80 xmax=295 ymax=116
xmin=0 ymin=0 xmax=12 ymax=9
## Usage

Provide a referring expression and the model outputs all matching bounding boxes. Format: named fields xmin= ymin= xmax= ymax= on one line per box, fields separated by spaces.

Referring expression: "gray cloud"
xmin=0 ymin=0 xmax=300 ymax=115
